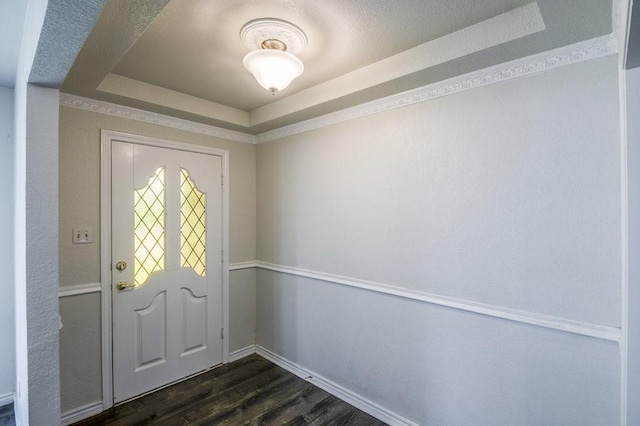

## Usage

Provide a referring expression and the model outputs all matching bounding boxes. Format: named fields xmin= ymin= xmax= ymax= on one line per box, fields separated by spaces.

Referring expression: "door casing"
xmin=100 ymin=130 xmax=230 ymax=410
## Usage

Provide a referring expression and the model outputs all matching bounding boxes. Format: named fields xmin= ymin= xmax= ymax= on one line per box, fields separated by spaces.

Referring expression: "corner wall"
xmin=626 ymin=65 xmax=640 ymax=426
xmin=58 ymin=107 xmax=257 ymax=413
xmin=256 ymin=55 xmax=623 ymax=424
xmin=0 ymin=88 xmax=15 ymax=401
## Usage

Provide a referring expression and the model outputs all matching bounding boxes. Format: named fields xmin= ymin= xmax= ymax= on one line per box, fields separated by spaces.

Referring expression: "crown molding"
xmin=59 ymin=93 xmax=256 ymax=144
xmin=255 ymin=34 xmax=618 ymax=143
xmin=60 ymin=34 xmax=616 ymax=145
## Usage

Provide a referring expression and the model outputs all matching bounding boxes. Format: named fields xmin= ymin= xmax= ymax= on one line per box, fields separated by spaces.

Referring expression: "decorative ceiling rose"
xmin=241 ymin=18 xmax=307 ymax=94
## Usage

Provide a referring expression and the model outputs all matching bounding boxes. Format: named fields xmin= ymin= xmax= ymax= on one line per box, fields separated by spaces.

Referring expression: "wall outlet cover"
xmin=72 ymin=228 xmax=92 ymax=244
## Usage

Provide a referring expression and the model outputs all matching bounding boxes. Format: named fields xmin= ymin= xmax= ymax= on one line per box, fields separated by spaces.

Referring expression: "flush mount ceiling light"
xmin=241 ymin=18 xmax=307 ymax=94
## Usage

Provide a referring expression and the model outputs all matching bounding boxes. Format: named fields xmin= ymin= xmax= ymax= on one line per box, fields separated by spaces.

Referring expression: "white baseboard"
xmin=61 ymin=401 xmax=103 ymax=425
xmin=0 ymin=392 xmax=13 ymax=407
xmin=255 ymin=346 xmax=417 ymax=426
xmin=229 ymin=344 xmax=257 ymax=362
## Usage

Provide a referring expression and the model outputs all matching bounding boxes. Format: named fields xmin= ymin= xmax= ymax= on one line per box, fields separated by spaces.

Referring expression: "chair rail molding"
xmin=250 ymin=260 xmax=621 ymax=342
xmin=58 ymin=283 xmax=102 ymax=298
xmin=229 ymin=261 xmax=258 ymax=271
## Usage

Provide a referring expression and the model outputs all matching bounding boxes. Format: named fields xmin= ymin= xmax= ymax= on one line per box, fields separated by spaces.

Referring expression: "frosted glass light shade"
xmin=243 ymin=49 xmax=304 ymax=93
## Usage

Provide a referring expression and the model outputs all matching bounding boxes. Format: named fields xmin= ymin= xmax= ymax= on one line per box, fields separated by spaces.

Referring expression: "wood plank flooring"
xmin=74 ymin=354 xmax=387 ymax=426
xmin=0 ymin=404 xmax=14 ymax=426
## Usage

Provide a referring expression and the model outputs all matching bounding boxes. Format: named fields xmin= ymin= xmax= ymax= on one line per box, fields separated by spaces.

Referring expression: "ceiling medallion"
xmin=241 ymin=18 xmax=307 ymax=94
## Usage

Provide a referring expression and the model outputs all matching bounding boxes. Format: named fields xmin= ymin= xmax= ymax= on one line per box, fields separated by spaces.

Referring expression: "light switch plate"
xmin=73 ymin=228 xmax=92 ymax=244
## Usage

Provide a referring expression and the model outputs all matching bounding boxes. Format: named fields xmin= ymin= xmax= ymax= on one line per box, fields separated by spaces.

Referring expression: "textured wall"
xmin=257 ymin=270 xmax=620 ymax=425
xmin=59 ymin=107 xmax=257 ymax=286
xmin=0 ymin=88 xmax=15 ymax=399
xmin=257 ymin=56 xmax=620 ymax=326
xmin=58 ymin=106 xmax=257 ymax=412
xmin=59 ymin=294 xmax=102 ymax=413
xmin=256 ymin=56 xmax=622 ymax=424
xmin=22 ymin=84 xmax=61 ymax=425
xmin=626 ymin=66 xmax=640 ymax=425
xmin=229 ymin=268 xmax=257 ymax=352
xmin=13 ymin=1 xmax=51 ymax=423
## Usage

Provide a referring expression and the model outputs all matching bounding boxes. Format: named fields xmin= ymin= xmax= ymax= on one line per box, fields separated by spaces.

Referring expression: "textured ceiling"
xmin=62 ymin=0 xmax=613 ymax=134
xmin=112 ymin=0 xmax=532 ymax=111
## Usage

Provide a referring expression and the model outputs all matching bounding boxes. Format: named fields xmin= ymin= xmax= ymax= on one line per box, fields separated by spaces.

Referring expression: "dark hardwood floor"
xmin=0 ymin=403 xmax=14 ymax=426
xmin=75 ymin=354 xmax=387 ymax=425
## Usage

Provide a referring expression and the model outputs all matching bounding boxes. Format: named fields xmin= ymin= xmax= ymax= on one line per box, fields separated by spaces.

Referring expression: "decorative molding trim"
xmin=229 ymin=261 xmax=258 ymax=271
xmin=61 ymin=35 xmax=616 ymax=146
xmin=0 ymin=393 xmax=13 ymax=407
xmin=61 ymin=401 xmax=103 ymax=425
xmin=255 ymin=34 xmax=618 ymax=143
xmin=229 ymin=345 xmax=257 ymax=362
xmin=256 ymin=346 xmax=418 ymax=426
xmin=59 ymin=94 xmax=256 ymax=144
xmin=255 ymin=260 xmax=622 ymax=342
xmin=59 ymin=283 xmax=102 ymax=298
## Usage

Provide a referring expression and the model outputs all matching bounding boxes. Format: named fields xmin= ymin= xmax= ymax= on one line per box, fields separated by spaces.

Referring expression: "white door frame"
xmin=100 ymin=130 xmax=230 ymax=410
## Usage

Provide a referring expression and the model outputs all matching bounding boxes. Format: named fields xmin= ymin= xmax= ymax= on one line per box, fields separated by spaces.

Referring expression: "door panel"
xmin=112 ymin=141 xmax=223 ymax=403
xmin=182 ymin=288 xmax=207 ymax=355
xmin=135 ymin=292 xmax=167 ymax=370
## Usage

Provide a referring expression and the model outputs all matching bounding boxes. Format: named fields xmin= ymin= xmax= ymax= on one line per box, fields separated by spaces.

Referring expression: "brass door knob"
xmin=116 ymin=281 xmax=134 ymax=290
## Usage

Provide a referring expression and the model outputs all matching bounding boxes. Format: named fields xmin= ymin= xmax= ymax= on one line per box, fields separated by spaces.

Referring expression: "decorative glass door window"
xmin=180 ymin=168 xmax=206 ymax=276
xmin=134 ymin=167 xmax=166 ymax=286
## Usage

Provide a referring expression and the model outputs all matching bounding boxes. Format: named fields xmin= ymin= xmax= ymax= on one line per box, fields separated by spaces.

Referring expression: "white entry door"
xmin=111 ymin=141 xmax=223 ymax=403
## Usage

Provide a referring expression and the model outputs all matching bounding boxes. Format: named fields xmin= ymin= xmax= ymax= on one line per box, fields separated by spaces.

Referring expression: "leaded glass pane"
xmin=180 ymin=169 xmax=206 ymax=276
xmin=134 ymin=167 xmax=166 ymax=286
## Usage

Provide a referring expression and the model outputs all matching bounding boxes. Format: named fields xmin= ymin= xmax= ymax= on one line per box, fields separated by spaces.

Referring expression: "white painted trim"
xmin=100 ymin=130 xmax=231 ymax=409
xmin=229 ymin=345 xmax=257 ymax=362
xmin=255 ymin=261 xmax=622 ymax=342
xmin=58 ymin=283 xmax=101 ymax=298
xmin=61 ymin=35 xmax=617 ymax=147
xmin=255 ymin=346 xmax=418 ymax=426
xmin=617 ymin=0 xmax=633 ymax=69
xmin=221 ymin=146 xmax=231 ymax=364
xmin=255 ymin=34 xmax=618 ymax=143
xmin=60 ymin=94 xmax=255 ymax=144
xmin=0 ymin=392 xmax=13 ymax=407
xmin=619 ymin=54 xmax=630 ymax=426
xmin=60 ymin=401 xmax=103 ymax=426
xmin=100 ymin=131 xmax=114 ymax=409
xmin=229 ymin=261 xmax=258 ymax=271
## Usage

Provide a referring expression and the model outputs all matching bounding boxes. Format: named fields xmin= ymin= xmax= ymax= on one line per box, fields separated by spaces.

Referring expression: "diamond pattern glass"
xmin=180 ymin=169 xmax=206 ymax=276
xmin=134 ymin=167 xmax=166 ymax=286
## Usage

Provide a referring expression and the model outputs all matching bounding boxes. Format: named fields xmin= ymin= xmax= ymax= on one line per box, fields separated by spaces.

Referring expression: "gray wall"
xmin=17 ymin=84 xmax=61 ymax=425
xmin=58 ymin=106 xmax=257 ymax=412
xmin=626 ymin=65 xmax=640 ymax=426
xmin=256 ymin=56 xmax=622 ymax=424
xmin=0 ymin=88 xmax=15 ymax=399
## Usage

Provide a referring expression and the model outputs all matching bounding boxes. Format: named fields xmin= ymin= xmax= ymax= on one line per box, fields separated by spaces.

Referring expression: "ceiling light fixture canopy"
xmin=241 ymin=19 xmax=307 ymax=94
